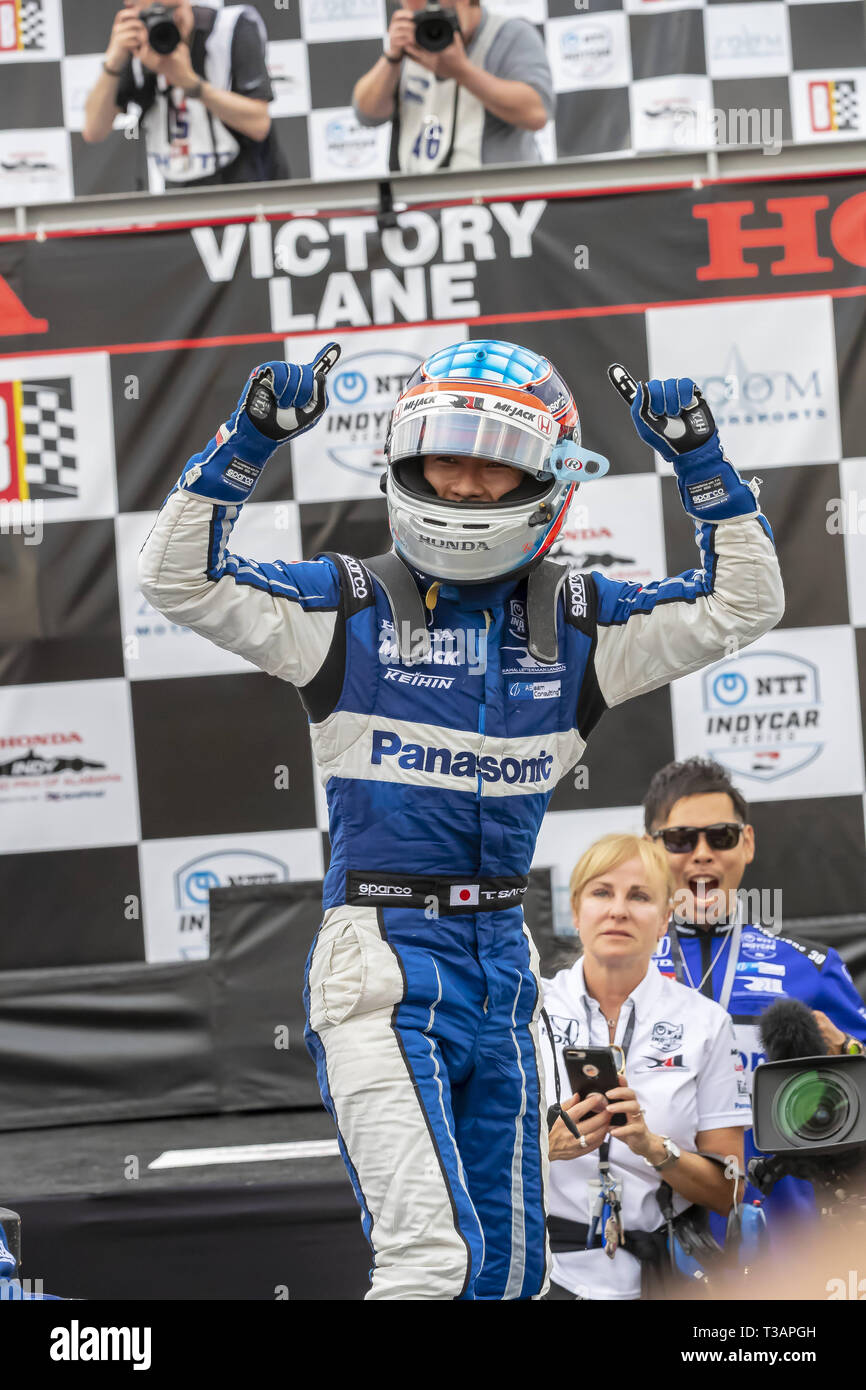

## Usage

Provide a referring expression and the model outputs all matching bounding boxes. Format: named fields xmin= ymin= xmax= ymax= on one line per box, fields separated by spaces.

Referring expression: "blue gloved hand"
xmin=627 ymin=374 xmax=716 ymax=463
xmin=179 ymin=342 xmax=341 ymax=505
xmin=608 ymin=363 xmax=758 ymax=521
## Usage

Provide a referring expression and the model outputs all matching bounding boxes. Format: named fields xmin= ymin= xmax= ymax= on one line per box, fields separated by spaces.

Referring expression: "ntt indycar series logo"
xmin=371 ymin=730 xmax=554 ymax=785
xmin=324 ymin=350 xmax=420 ymax=475
xmin=700 ymin=649 xmax=822 ymax=781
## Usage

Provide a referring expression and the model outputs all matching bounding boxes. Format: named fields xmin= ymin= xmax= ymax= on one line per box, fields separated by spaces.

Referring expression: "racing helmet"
xmin=382 ymin=339 xmax=609 ymax=584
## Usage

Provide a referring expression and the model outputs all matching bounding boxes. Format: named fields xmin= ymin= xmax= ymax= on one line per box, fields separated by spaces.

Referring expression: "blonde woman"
xmin=542 ymin=833 xmax=745 ymax=1299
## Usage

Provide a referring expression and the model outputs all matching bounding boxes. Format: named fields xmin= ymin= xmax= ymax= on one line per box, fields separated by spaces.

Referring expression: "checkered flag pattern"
xmin=1 ymin=0 xmax=866 ymax=201
xmin=18 ymin=0 xmax=46 ymax=51
xmin=21 ymin=377 xmax=78 ymax=498
xmin=823 ymin=79 xmax=859 ymax=132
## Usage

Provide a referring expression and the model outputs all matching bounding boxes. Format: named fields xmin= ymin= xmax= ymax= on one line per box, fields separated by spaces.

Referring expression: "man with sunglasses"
xmin=644 ymin=757 xmax=866 ymax=1224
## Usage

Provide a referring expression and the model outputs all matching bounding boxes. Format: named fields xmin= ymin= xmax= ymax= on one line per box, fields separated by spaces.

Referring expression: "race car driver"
xmin=138 ymin=337 xmax=785 ymax=1300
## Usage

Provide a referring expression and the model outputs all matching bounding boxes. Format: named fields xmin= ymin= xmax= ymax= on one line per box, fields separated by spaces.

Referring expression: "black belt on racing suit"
xmin=344 ymin=871 xmax=530 ymax=915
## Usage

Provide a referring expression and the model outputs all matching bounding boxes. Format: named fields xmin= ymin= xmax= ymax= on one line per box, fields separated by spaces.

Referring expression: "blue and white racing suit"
xmin=653 ymin=919 xmax=866 ymax=1226
xmin=140 ymin=476 xmax=783 ymax=1298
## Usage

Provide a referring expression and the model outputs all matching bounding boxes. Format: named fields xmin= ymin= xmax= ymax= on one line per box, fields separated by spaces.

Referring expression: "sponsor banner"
xmin=60 ymin=54 xmax=106 ymax=132
xmin=493 ymin=0 xmax=547 ymax=20
xmin=0 ymin=351 xmax=116 ymax=518
xmin=307 ymin=107 xmax=390 ymax=183
xmin=629 ymin=75 xmax=715 ymax=152
xmin=532 ymin=804 xmax=645 ymax=933
xmin=546 ymin=13 xmax=632 ymax=94
xmin=289 ymin=323 xmax=465 ymax=502
xmin=840 ymin=457 xmax=866 ymax=626
xmin=116 ymin=501 xmax=302 ymax=680
xmin=0 ymin=679 xmax=139 ymax=851
xmin=265 ymin=40 xmax=311 ymax=120
xmin=0 ymin=125 xmax=71 ymax=204
xmin=300 ymin=0 xmax=385 ymax=45
xmin=139 ymin=829 xmax=323 ymax=961
xmin=790 ymin=69 xmax=866 ymax=141
xmin=3 ymin=175 xmax=866 ymax=355
xmin=670 ymin=626 xmax=865 ymax=801
xmin=536 ymin=116 xmax=558 ymax=164
xmin=704 ymin=2 xmax=792 ymax=80
xmin=0 ymin=0 xmax=63 ymax=63
xmin=552 ymin=473 xmax=665 ymax=588
xmin=646 ymin=296 xmax=841 ymax=472
xmin=624 ymin=0 xmax=703 ymax=10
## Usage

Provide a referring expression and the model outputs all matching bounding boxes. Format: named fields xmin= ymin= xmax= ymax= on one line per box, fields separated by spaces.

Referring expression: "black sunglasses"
xmin=652 ymin=823 xmax=745 ymax=854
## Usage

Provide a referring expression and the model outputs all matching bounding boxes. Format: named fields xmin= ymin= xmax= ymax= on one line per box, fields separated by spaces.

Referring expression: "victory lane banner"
xmin=1 ymin=170 xmax=865 ymax=357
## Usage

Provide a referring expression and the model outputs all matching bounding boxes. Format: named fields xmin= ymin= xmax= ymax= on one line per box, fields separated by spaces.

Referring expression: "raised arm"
xmin=82 ymin=6 xmax=146 ymax=143
xmin=586 ymin=372 xmax=784 ymax=710
xmin=138 ymin=346 xmax=343 ymax=686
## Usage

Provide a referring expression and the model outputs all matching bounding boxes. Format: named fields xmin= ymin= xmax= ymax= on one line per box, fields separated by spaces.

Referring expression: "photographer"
xmin=543 ymin=834 xmax=745 ymax=1299
xmin=353 ymin=1 xmax=553 ymax=172
xmin=82 ymin=2 xmax=287 ymax=188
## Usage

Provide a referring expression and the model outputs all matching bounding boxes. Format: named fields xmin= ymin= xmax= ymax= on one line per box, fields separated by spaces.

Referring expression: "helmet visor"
xmin=389 ymin=408 xmax=552 ymax=477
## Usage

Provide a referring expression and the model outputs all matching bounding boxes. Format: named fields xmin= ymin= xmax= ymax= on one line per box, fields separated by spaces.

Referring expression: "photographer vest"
xmin=395 ymin=11 xmax=507 ymax=173
xmin=132 ymin=5 xmax=267 ymax=185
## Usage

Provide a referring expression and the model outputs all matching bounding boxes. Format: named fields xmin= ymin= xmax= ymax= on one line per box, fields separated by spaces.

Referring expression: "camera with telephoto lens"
xmin=750 ymin=999 xmax=866 ymax=1205
xmin=413 ymin=2 xmax=460 ymax=52
xmin=753 ymin=1054 xmax=866 ymax=1168
xmin=138 ymin=3 xmax=181 ymax=55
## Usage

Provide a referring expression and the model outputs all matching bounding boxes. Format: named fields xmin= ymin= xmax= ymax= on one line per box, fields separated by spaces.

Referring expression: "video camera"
xmin=413 ymin=2 xmax=460 ymax=52
xmin=138 ymin=3 xmax=181 ymax=55
xmin=750 ymin=998 xmax=866 ymax=1203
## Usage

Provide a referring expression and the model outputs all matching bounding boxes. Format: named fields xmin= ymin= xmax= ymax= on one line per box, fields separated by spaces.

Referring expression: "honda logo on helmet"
xmin=538 ymin=416 xmax=552 ymax=436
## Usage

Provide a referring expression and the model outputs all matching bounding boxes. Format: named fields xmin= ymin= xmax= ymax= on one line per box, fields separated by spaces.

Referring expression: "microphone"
xmin=759 ymin=998 xmax=827 ymax=1062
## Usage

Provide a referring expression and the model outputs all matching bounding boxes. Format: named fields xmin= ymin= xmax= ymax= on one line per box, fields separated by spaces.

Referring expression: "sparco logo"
xmin=371 ymin=730 xmax=554 ymax=785
xmin=340 ymin=554 xmax=369 ymax=600
xmin=418 ymin=535 xmax=490 ymax=551
xmin=358 ymin=882 xmax=412 ymax=896
xmin=567 ymin=571 xmax=588 ymax=618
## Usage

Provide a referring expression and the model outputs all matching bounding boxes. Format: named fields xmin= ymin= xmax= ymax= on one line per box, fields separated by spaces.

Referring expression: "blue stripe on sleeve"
xmin=594 ymin=522 xmax=719 ymax=627
xmin=203 ymin=505 xmax=342 ymax=611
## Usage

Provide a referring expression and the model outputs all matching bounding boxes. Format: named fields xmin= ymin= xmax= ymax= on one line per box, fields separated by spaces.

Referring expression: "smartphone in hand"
xmin=563 ymin=1046 xmax=627 ymax=1126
